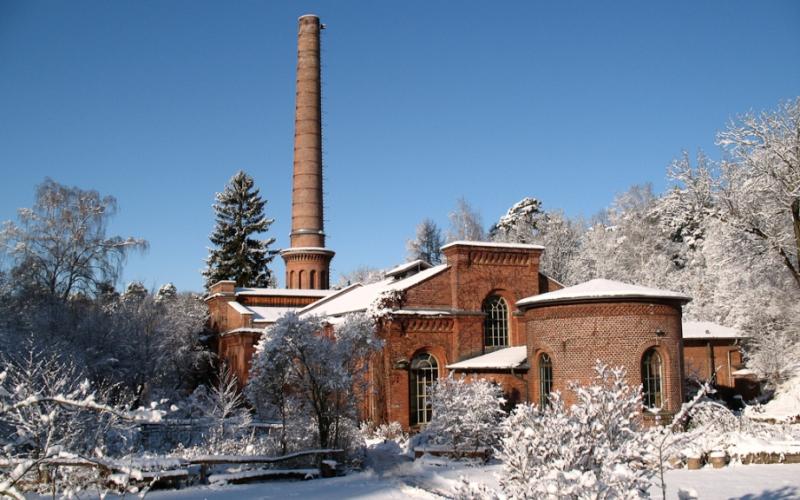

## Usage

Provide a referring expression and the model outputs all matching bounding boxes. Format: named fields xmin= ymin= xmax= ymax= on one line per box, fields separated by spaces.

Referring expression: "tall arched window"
xmin=298 ymin=270 xmax=305 ymax=289
xmin=539 ymin=353 xmax=553 ymax=408
xmin=642 ymin=348 xmax=664 ymax=409
xmin=410 ymin=353 xmax=439 ymax=426
xmin=310 ymin=270 xmax=316 ymax=289
xmin=483 ymin=295 xmax=509 ymax=348
xmin=289 ymin=271 xmax=295 ymax=288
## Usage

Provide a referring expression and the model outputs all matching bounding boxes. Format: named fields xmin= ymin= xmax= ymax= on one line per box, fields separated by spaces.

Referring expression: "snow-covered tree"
xmin=0 ymin=179 xmax=147 ymax=301
xmin=115 ymin=288 xmax=211 ymax=403
xmin=715 ymin=97 xmax=800 ymax=289
xmin=490 ymin=197 xmax=583 ymax=283
xmin=0 ymin=343 xmax=126 ymax=460
xmin=456 ymin=361 xmax=656 ymax=499
xmin=425 ymin=375 xmax=505 ymax=454
xmin=447 ymin=197 xmax=486 ymax=242
xmin=489 ymin=197 xmax=545 ymax=244
xmin=407 ymin=218 xmax=444 ymax=265
xmin=203 ymin=171 xmax=276 ymax=289
xmin=246 ymin=312 xmax=382 ymax=450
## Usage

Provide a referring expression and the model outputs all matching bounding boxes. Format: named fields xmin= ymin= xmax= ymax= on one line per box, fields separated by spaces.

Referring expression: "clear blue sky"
xmin=1 ymin=1 xmax=798 ymax=292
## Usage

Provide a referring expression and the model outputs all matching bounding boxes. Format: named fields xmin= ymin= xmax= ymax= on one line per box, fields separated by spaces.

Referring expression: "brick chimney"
xmin=281 ymin=14 xmax=334 ymax=290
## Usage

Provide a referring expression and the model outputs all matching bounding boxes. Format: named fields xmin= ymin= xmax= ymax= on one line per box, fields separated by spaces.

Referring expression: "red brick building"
xmin=205 ymin=13 xmax=749 ymax=430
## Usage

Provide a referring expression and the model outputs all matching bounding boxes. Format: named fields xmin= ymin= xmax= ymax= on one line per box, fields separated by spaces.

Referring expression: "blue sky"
xmin=1 ymin=1 xmax=798 ymax=292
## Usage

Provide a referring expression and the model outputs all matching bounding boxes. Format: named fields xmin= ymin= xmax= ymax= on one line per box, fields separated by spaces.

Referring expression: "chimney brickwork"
xmin=281 ymin=14 xmax=334 ymax=289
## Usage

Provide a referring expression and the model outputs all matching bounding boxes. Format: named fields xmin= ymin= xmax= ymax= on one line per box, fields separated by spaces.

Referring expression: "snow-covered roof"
xmin=220 ymin=327 xmax=265 ymax=336
xmin=682 ymin=321 xmax=743 ymax=339
xmin=227 ymin=301 xmax=253 ymax=315
xmin=440 ymin=240 xmax=544 ymax=251
xmin=517 ymin=279 xmax=691 ymax=307
xmin=447 ymin=346 xmax=528 ymax=370
xmin=301 ymin=265 xmax=450 ymax=317
xmin=248 ymin=306 xmax=298 ymax=323
xmin=392 ymin=308 xmax=452 ymax=316
xmin=234 ymin=288 xmax=333 ymax=298
xmin=385 ymin=259 xmax=432 ymax=278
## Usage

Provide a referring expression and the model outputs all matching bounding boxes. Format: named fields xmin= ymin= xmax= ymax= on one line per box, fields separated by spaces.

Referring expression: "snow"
xmin=384 ymin=260 xmax=432 ymax=278
xmin=682 ymin=320 xmax=742 ymax=339
xmin=218 ymin=327 xmax=265 ymax=336
xmin=300 ymin=265 xmax=449 ymax=318
xmin=746 ymin=374 xmax=800 ymax=423
xmin=247 ymin=306 xmax=298 ymax=323
xmin=226 ymin=301 xmax=253 ymax=315
xmin=440 ymin=240 xmax=544 ymax=250
xmin=122 ymin=457 xmax=800 ymax=500
xmin=234 ymin=288 xmax=333 ymax=298
xmin=446 ymin=346 xmax=528 ymax=370
xmin=391 ymin=309 xmax=451 ymax=316
xmin=517 ymin=278 xmax=691 ymax=307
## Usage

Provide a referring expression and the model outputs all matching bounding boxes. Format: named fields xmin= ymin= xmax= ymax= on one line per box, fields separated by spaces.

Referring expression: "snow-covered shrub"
xmin=424 ymin=375 xmax=505 ymax=455
xmin=456 ymin=361 xmax=656 ymax=499
xmin=0 ymin=346 xmax=129 ymax=460
xmin=361 ymin=421 xmax=407 ymax=443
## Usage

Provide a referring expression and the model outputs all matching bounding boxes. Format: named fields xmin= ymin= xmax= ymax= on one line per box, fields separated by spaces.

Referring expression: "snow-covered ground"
xmin=137 ymin=455 xmax=800 ymax=499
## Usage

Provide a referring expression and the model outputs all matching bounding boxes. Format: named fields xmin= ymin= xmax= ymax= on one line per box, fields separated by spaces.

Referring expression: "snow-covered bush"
xmin=0 ymin=345 xmax=130 ymax=460
xmin=456 ymin=361 xmax=656 ymax=499
xmin=361 ymin=421 xmax=407 ymax=443
xmin=424 ymin=375 xmax=505 ymax=455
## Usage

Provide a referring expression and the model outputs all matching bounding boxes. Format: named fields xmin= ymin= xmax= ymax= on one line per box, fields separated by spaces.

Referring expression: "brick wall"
xmin=524 ymin=300 xmax=685 ymax=416
xmin=683 ymin=339 xmax=742 ymax=387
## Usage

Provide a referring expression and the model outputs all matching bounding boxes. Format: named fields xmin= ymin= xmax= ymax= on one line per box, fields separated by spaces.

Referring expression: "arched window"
xmin=298 ymin=270 xmax=305 ymax=289
xmin=289 ymin=271 xmax=295 ymax=288
xmin=310 ymin=270 xmax=316 ymax=289
xmin=410 ymin=353 xmax=439 ymax=426
xmin=642 ymin=348 xmax=664 ymax=409
xmin=539 ymin=353 xmax=553 ymax=408
xmin=483 ymin=295 xmax=509 ymax=348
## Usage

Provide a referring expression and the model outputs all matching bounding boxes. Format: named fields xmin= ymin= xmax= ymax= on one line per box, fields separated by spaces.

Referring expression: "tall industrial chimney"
xmin=281 ymin=14 xmax=334 ymax=290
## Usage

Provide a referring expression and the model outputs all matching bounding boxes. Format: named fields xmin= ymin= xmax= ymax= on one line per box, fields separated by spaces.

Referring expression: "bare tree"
xmin=0 ymin=179 xmax=147 ymax=301
xmin=407 ymin=218 xmax=444 ymax=264
xmin=446 ymin=197 xmax=486 ymax=242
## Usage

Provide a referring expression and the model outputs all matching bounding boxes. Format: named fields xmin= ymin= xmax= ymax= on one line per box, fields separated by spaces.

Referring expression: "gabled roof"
xmin=300 ymin=264 xmax=450 ymax=318
xmin=682 ymin=321 xmax=743 ymax=339
xmin=517 ymin=279 xmax=691 ymax=308
xmin=447 ymin=346 xmax=528 ymax=370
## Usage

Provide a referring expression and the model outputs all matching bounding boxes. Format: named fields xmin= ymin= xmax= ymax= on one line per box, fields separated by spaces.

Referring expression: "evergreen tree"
xmin=203 ymin=171 xmax=276 ymax=289
xmin=406 ymin=218 xmax=444 ymax=265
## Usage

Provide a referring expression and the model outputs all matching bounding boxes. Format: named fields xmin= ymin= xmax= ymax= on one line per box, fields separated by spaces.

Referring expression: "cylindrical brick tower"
xmin=281 ymin=14 xmax=334 ymax=290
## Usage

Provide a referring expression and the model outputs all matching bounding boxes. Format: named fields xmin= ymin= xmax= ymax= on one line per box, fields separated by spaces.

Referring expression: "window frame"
xmin=409 ymin=352 xmax=439 ymax=426
xmin=483 ymin=295 xmax=510 ymax=349
xmin=642 ymin=348 xmax=664 ymax=410
xmin=538 ymin=352 xmax=553 ymax=408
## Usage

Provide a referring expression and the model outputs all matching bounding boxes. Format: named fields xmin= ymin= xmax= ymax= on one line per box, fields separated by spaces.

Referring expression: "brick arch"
xmin=636 ymin=340 xmax=675 ymax=400
xmin=408 ymin=345 xmax=448 ymax=374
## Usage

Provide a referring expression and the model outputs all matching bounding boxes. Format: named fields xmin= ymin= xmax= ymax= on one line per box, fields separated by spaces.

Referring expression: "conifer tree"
xmin=204 ymin=171 xmax=276 ymax=289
